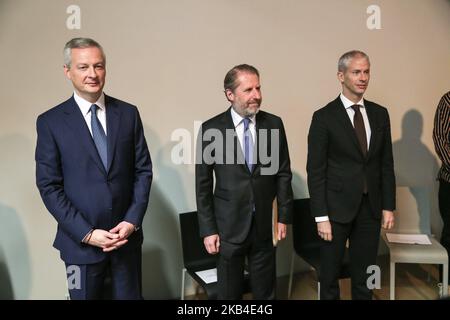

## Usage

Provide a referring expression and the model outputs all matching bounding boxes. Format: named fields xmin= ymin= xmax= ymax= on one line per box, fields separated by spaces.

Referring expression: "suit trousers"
xmin=320 ymin=195 xmax=381 ymax=300
xmin=439 ymin=179 xmax=450 ymax=284
xmin=65 ymin=248 xmax=142 ymax=300
xmin=217 ymin=217 xmax=276 ymax=300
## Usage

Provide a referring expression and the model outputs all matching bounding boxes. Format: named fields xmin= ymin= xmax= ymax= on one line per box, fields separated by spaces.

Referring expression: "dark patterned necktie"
xmin=351 ymin=105 xmax=367 ymax=157
xmin=351 ymin=104 xmax=368 ymax=193
xmin=90 ymin=104 xmax=107 ymax=169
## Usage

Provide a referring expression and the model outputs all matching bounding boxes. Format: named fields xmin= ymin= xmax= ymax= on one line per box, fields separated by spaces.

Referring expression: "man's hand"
xmin=100 ymin=221 xmax=136 ymax=252
xmin=382 ymin=210 xmax=395 ymax=230
xmin=277 ymin=223 xmax=287 ymax=241
xmin=110 ymin=221 xmax=135 ymax=240
xmin=87 ymin=229 xmax=124 ymax=251
xmin=317 ymin=220 xmax=333 ymax=241
xmin=204 ymin=234 xmax=220 ymax=254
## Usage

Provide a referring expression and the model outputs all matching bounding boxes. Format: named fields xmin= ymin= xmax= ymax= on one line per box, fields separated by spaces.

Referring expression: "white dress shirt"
xmin=230 ymin=107 xmax=256 ymax=154
xmin=73 ymin=92 xmax=107 ymax=136
xmin=315 ymin=93 xmax=372 ymax=223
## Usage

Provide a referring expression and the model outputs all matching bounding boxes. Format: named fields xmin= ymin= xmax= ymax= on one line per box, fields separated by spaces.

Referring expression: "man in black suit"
xmin=307 ymin=51 xmax=395 ymax=300
xmin=196 ymin=64 xmax=293 ymax=299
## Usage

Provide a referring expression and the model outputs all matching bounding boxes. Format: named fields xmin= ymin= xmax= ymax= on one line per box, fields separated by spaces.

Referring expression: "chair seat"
xmin=382 ymin=234 xmax=449 ymax=264
xmin=186 ymin=269 xmax=219 ymax=299
xmin=186 ymin=268 xmax=251 ymax=300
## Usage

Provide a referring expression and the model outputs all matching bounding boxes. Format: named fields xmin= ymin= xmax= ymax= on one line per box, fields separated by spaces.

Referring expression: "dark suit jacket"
xmin=196 ymin=108 xmax=293 ymax=244
xmin=307 ymin=96 xmax=395 ymax=223
xmin=35 ymin=95 xmax=152 ymax=264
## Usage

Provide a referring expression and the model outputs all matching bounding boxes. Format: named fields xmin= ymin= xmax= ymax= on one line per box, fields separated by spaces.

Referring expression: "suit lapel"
xmin=332 ymin=97 xmax=364 ymax=158
xmin=105 ymin=95 xmax=121 ymax=173
xmin=62 ymin=96 xmax=107 ymax=175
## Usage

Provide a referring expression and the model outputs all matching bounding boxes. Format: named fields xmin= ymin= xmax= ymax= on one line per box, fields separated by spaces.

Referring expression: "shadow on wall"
xmin=0 ymin=202 xmax=31 ymax=300
xmin=0 ymin=224 xmax=14 ymax=299
xmin=142 ymin=184 xmax=180 ymax=299
xmin=141 ymin=125 xmax=185 ymax=299
xmin=392 ymin=109 xmax=441 ymax=235
xmin=410 ymin=186 xmax=433 ymax=234
xmin=0 ymin=134 xmax=32 ymax=299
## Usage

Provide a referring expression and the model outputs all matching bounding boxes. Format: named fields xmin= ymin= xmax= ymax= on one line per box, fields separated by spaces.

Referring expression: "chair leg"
xmin=390 ymin=262 xmax=395 ymax=300
xmin=442 ymin=264 xmax=448 ymax=298
xmin=317 ymin=281 xmax=320 ymax=300
xmin=287 ymin=252 xmax=295 ymax=299
xmin=181 ymin=268 xmax=186 ymax=300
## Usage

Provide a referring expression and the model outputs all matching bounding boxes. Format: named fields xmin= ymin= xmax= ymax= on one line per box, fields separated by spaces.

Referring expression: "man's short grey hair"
xmin=63 ymin=37 xmax=105 ymax=69
xmin=338 ymin=50 xmax=370 ymax=72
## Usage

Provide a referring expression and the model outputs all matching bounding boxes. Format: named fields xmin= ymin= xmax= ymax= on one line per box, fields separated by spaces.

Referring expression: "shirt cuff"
xmin=81 ymin=229 xmax=94 ymax=244
xmin=315 ymin=216 xmax=329 ymax=222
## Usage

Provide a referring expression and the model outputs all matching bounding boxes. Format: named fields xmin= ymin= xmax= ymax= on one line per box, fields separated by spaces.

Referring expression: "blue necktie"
xmin=243 ymin=117 xmax=254 ymax=172
xmin=90 ymin=104 xmax=107 ymax=170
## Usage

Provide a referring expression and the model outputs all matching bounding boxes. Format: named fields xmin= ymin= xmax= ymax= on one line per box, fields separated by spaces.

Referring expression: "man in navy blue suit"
xmin=35 ymin=38 xmax=152 ymax=299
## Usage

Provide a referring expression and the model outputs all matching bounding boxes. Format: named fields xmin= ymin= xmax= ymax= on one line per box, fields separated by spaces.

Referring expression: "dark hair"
xmin=224 ymin=64 xmax=259 ymax=92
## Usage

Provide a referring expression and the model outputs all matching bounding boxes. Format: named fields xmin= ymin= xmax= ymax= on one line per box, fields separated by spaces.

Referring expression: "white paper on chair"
xmin=386 ymin=233 xmax=432 ymax=245
xmin=195 ymin=268 xmax=250 ymax=284
xmin=195 ymin=268 xmax=218 ymax=284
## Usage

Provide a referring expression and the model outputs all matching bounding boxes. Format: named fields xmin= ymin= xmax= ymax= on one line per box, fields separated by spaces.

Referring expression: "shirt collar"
xmin=340 ymin=93 xmax=365 ymax=110
xmin=73 ymin=91 xmax=106 ymax=116
xmin=230 ymin=106 xmax=256 ymax=128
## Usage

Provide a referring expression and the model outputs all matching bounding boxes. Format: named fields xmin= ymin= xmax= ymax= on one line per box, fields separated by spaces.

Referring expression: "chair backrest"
xmin=179 ymin=211 xmax=217 ymax=271
xmin=392 ymin=186 xmax=431 ymax=234
xmin=292 ymin=198 xmax=351 ymax=280
xmin=292 ymin=199 xmax=323 ymax=267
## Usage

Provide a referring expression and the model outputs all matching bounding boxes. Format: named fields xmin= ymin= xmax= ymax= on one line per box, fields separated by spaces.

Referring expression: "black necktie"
xmin=351 ymin=105 xmax=367 ymax=157
xmin=351 ymin=104 xmax=368 ymax=193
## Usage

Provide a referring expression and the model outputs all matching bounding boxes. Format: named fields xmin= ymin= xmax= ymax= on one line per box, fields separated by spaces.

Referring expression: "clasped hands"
xmin=86 ymin=221 xmax=136 ymax=252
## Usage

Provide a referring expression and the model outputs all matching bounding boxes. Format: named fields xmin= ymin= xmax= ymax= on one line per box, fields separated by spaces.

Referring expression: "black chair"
xmin=179 ymin=211 xmax=218 ymax=299
xmin=287 ymin=198 xmax=351 ymax=299
xmin=179 ymin=211 xmax=250 ymax=299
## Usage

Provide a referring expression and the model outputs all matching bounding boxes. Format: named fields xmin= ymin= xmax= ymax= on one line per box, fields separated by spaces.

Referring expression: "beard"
xmin=232 ymin=99 xmax=261 ymax=118
xmin=243 ymin=107 xmax=260 ymax=117
xmin=243 ymin=100 xmax=261 ymax=117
